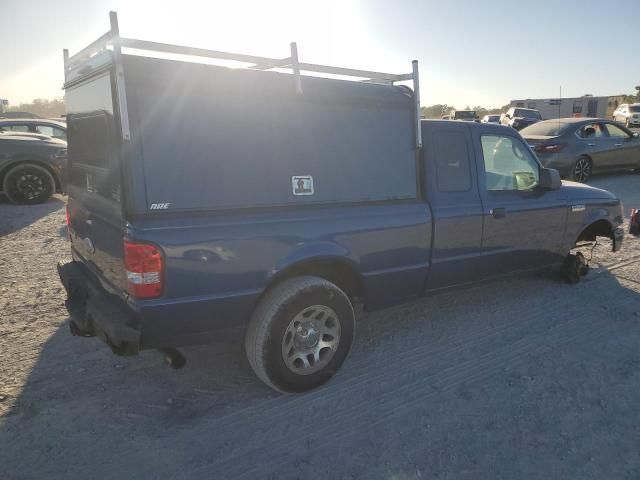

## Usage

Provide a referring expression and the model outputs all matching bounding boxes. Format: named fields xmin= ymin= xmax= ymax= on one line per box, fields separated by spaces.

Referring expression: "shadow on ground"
xmin=2 ymin=266 xmax=640 ymax=480
xmin=0 ymin=195 xmax=65 ymax=237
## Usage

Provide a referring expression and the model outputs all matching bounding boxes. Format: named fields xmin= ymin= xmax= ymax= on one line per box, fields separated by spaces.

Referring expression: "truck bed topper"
xmin=63 ymin=11 xmax=422 ymax=148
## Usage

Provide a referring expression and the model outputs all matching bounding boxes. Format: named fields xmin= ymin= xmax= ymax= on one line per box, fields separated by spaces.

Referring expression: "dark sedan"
xmin=0 ymin=132 xmax=67 ymax=204
xmin=521 ymin=118 xmax=640 ymax=182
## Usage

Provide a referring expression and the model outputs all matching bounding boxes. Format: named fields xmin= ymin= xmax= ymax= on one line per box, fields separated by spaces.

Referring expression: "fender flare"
xmin=264 ymin=242 xmax=364 ymax=300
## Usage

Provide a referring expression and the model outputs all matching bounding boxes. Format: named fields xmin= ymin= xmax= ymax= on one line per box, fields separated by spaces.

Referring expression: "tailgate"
xmin=65 ymin=71 xmax=127 ymax=295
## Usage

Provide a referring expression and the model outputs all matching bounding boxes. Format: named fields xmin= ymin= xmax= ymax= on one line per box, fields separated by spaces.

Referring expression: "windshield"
xmin=515 ymin=109 xmax=541 ymax=119
xmin=630 ymin=105 xmax=640 ymax=113
xmin=520 ymin=121 xmax=571 ymax=136
xmin=455 ymin=111 xmax=476 ymax=119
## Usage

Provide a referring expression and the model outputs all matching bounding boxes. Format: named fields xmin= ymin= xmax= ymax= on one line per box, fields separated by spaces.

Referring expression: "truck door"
xmin=603 ymin=122 xmax=639 ymax=167
xmin=575 ymin=122 xmax=611 ymax=172
xmin=423 ymin=123 xmax=484 ymax=290
xmin=475 ymin=132 xmax=567 ymax=278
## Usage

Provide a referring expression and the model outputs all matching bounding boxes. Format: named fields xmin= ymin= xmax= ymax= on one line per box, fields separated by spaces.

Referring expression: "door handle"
xmin=614 ymin=143 xmax=622 ymax=147
xmin=491 ymin=208 xmax=506 ymax=219
xmin=587 ymin=143 xmax=596 ymax=147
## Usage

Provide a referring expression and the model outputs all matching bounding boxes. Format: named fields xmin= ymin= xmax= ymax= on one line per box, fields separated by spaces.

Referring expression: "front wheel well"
xmin=263 ymin=258 xmax=364 ymax=304
xmin=575 ymin=219 xmax=613 ymax=244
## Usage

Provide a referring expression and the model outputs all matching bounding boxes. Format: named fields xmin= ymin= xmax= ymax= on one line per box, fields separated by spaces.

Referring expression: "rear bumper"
xmin=58 ymin=260 xmax=259 ymax=353
xmin=57 ymin=261 xmax=141 ymax=355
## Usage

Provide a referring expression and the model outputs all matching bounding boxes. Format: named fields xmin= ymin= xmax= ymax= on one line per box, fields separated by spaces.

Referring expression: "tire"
xmin=562 ymin=252 xmax=588 ymax=284
xmin=570 ymin=156 xmax=592 ymax=183
xmin=245 ymin=276 xmax=355 ymax=393
xmin=3 ymin=163 xmax=55 ymax=204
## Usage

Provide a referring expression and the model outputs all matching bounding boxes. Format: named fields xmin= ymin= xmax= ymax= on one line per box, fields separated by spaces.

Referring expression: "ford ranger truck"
xmin=58 ymin=13 xmax=624 ymax=393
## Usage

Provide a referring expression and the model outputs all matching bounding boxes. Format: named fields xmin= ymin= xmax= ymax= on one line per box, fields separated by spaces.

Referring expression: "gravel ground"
xmin=1 ymin=174 xmax=640 ymax=480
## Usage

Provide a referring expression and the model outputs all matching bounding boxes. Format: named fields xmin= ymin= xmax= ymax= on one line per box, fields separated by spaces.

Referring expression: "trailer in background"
xmin=509 ymin=95 xmax=626 ymax=120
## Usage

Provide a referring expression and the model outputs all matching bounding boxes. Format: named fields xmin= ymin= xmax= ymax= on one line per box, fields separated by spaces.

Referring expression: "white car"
xmin=612 ymin=103 xmax=640 ymax=128
xmin=481 ymin=114 xmax=501 ymax=124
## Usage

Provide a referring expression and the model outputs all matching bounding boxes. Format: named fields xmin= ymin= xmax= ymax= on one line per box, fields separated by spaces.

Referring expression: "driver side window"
xmin=481 ymin=135 xmax=540 ymax=191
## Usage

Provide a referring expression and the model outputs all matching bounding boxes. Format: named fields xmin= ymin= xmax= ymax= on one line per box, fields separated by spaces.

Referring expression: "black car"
xmin=0 ymin=118 xmax=66 ymax=140
xmin=501 ymin=107 xmax=542 ymax=130
xmin=0 ymin=132 xmax=67 ymax=204
xmin=521 ymin=118 xmax=640 ymax=182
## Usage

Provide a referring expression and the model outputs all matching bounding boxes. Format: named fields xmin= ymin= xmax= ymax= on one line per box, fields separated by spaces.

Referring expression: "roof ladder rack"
xmin=63 ymin=11 xmax=422 ymax=148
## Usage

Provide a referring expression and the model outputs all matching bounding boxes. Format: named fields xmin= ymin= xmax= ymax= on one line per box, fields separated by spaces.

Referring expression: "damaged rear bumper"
xmin=57 ymin=261 xmax=141 ymax=356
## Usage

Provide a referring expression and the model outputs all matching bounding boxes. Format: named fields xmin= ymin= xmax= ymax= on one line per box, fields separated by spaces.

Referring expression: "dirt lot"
xmin=1 ymin=174 xmax=640 ymax=480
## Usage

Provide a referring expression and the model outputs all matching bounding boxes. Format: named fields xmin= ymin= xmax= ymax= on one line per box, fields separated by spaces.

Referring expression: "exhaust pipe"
xmin=158 ymin=347 xmax=186 ymax=369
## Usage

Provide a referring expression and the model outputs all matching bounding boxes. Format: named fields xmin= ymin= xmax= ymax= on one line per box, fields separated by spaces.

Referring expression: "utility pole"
xmin=636 ymin=85 xmax=640 ymax=101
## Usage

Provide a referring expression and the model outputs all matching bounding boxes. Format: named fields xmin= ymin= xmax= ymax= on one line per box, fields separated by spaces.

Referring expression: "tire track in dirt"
xmin=139 ymin=283 xmax=626 ymax=479
xmin=221 ymin=316 xmax=619 ymax=479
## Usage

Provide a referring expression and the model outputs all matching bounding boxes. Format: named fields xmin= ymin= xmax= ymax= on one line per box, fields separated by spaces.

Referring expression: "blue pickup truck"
xmin=58 ymin=13 xmax=624 ymax=393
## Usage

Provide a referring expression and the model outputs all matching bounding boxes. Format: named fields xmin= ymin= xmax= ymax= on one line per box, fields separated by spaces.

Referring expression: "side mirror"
xmin=539 ymin=168 xmax=561 ymax=191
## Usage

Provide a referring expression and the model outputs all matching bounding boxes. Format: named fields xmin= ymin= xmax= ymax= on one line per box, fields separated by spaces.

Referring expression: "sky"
xmin=1 ymin=0 xmax=639 ymax=109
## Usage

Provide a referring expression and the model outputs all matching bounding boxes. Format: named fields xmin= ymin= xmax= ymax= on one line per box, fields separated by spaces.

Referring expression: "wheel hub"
xmin=16 ymin=174 xmax=44 ymax=199
xmin=294 ymin=322 xmax=319 ymax=349
xmin=281 ymin=305 xmax=341 ymax=375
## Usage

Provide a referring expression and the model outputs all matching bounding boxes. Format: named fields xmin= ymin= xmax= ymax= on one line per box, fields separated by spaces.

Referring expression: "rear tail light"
xmin=534 ymin=143 xmax=567 ymax=154
xmin=124 ymin=240 xmax=164 ymax=299
xmin=65 ymin=204 xmax=72 ymax=239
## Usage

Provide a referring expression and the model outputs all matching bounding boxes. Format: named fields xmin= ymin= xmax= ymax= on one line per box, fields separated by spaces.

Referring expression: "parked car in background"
xmin=612 ymin=103 xmax=640 ymax=128
xmin=0 ymin=118 xmax=67 ymax=140
xmin=450 ymin=109 xmax=478 ymax=121
xmin=501 ymin=107 xmax=542 ymax=130
xmin=0 ymin=132 xmax=67 ymax=203
xmin=481 ymin=114 xmax=501 ymax=124
xmin=521 ymin=118 xmax=640 ymax=182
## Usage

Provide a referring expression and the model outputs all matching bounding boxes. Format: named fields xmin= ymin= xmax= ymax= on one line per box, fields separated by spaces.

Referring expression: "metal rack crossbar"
xmin=63 ymin=11 xmax=422 ymax=147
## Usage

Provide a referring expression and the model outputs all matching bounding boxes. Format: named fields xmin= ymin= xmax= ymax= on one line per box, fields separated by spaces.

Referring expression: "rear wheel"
xmin=3 ymin=163 xmax=55 ymax=204
xmin=571 ymin=156 xmax=592 ymax=183
xmin=245 ymin=276 xmax=355 ymax=393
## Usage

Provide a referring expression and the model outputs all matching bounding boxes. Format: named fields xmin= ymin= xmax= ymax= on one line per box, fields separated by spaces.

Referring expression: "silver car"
xmin=521 ymin=117 xmax=640 ymax=182
xmin=612 ymin=103 xmax=640 ymax=128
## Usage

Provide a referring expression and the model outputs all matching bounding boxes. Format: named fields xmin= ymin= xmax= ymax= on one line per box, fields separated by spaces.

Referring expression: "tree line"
xmin=3 ymin=98 xmax=65 ymax=118
xmin=421 ymin=103 xmax=510 ymax=119
xmin=4 ymin=93 xmax=639 ymax=121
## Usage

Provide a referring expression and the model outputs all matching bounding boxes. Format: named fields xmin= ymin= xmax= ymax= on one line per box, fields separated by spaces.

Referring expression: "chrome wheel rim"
xmin=281 ymin=305 xmax=341 ymax=375
xmin=574 ymin=158 xmax=591 ymax=183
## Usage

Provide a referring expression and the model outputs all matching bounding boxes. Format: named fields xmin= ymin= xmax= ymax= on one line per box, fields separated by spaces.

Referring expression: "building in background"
xmin=508 ymin=95 xmax=626 ymax=120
